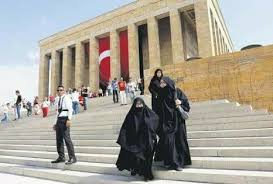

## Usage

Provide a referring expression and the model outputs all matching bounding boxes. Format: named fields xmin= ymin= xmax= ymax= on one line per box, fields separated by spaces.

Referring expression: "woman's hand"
xmin=53 ymin=124 xmax=56 ymax=131
xmin=175 ymin=99 xmax=181 ymax=106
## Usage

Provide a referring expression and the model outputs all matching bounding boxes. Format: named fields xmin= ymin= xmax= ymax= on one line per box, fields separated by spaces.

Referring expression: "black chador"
xmin=116 ymin=97 xmax=159 ymax=181
xmin=154 ymin=76 xmax=191 ymax=170
xmin=148 ymin=69 xmax=163 ymax=115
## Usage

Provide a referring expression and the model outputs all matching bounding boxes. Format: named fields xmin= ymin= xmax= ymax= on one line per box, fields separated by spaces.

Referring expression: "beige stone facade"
xmin=39 ymin=0 xmax=233 ymax=98
xmin=144 ymin=45 xmax=273 ymax=112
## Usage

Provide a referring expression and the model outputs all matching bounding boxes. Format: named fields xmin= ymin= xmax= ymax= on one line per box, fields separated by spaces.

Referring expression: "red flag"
xmin=99 ymin=37 xmax=110 ymax=90
xmin=119 ymin=30 xmax=129 ymax=81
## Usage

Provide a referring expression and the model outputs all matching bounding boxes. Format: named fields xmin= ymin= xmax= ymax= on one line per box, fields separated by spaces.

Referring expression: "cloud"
xmin=0 ymin=65 xmax=39 ymax=105
xmin=27 ymin=48 xmax=40 ymax=65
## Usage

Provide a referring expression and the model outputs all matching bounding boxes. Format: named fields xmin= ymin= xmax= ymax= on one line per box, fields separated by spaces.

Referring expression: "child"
xmin=1 ymin=103 xmax=10 ymax=123
xmin=26 ymin=101 xmax=32 ymax=117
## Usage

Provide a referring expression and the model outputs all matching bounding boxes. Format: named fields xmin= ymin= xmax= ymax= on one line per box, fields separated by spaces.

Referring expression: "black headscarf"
xmin=153 ymin=69 xmax=163 ymax=80
xmin=148 ymin=69 xmax=163 ymax=96
xmin=158 ymin=76 xmax=176 ymax=106
xmin=157 ymin=76 xmax=178 ymax=134
xmin=116 ymin=97 xmax=159 ymax=159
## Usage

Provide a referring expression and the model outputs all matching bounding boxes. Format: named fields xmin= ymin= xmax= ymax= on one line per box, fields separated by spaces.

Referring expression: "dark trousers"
xmin=56 ymin=117 xmax=76 ymax=159
xmin=83 ymin=97 xmax=88 ymax=110
xmin=113 ymin=90 xmax=119 ymax=103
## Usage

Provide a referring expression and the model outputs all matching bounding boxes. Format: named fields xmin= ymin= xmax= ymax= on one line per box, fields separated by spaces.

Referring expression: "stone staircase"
xmin=0 ymin=96 xmax=272 ymax=184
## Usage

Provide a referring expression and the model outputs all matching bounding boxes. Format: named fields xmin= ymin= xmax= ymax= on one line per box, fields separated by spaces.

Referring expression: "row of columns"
xmin=39 ymin=3 xmax=214 ymax=98
xmin=211 ymin=14 xmax=230 ymax=56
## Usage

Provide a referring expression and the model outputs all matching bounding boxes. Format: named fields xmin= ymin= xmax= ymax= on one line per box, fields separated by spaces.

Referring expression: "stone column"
xmin=39 ymin=51 xmax=49 ymax=98
xmin=170 ymin=9 xmax=185 ymax=63
xmin=214 ymin=20 xmax=219 ymax=55
xmin=89 ymin=37 xmax=99 ymax=91
xmin=62 ymin=47 xmax=71 ymax=89
xmin=55 ymin=51 xmax=61 ymax=88
xmin=75 ymin=41 xmax=84 ymax=88
xmin=148 ymin=16 xmax=161 ymax=69
xmin=110 ymin=30 xmax=120 ymax=80
xmin=50 ymin=50 xmax=57 ymax=96
xmin=218 ymin=29 xmax=223 ymax=54
xmin=194 ymin=0 xmax=214 ymax=58
xmin=128 ymin=24 xmax=140 ymax=80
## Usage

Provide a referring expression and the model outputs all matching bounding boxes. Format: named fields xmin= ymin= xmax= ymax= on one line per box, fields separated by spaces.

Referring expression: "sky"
xmin=0 ymin=0 xmax=273 ymax=104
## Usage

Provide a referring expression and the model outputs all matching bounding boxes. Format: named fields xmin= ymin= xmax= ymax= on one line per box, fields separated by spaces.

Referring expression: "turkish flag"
xmin=99 ymin=37 xmax=110 ymax=90
xmin=119 ymin=30 xmax=129 ymax=81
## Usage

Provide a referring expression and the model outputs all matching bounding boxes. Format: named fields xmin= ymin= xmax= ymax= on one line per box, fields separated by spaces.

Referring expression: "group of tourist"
xmin=0 ymin=85 xmax=94 ymax=123
xmin=49 ymin=68 xmax=191 ymax=182
xmin=111 ymin=77 xmax=144 ymax=105
xmin=1 ymin=90 xmax=23 ymax=122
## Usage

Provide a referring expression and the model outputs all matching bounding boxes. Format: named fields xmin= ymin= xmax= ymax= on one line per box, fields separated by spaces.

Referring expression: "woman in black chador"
xmin=154 ymin=76 xmax=191 ymax=171
xmin=116 ymin=97 xmax=159 ymax=181
xmin=148 ymin=69 xmax=163 ymax=115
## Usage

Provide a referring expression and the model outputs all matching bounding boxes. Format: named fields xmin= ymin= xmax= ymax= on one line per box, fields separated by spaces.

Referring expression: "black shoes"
xmin=144 ymin=175 xmax=154 ymax=182
xmin=51 ymin=157 xmax=77 ymax=165
xmin=65 ymin=157 xmax=77 ymax=165
xmin=130 ymin=169 xmax=137 ymax=176
xmin=166 ymin=165 xmax=183 ymax=171
xmin=51 ymin=157 xmax=65 ymax=164
xmin=170 ymin=166 xmax=182 ymax=171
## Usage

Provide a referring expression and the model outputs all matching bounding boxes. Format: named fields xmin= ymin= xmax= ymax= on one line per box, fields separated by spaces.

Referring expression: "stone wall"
xmin=144 ymin=45 xmax=273 ymax=112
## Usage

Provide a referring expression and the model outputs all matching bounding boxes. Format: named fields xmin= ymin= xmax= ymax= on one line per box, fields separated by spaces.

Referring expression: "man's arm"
xmin=65 ymin=96 xmax=73 ymax=121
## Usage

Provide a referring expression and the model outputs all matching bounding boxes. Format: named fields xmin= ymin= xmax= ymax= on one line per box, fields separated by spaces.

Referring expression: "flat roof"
xmin=39 ymin=0 xmax=137 ymax=45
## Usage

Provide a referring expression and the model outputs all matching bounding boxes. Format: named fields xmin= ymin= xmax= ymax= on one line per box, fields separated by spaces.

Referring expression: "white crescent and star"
xmin=98 ymin=50 xmax=110 ymax=65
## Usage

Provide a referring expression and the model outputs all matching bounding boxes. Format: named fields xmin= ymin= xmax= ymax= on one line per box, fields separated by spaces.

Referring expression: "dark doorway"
xmin=138 ymin=24 xmax=149 ymax=80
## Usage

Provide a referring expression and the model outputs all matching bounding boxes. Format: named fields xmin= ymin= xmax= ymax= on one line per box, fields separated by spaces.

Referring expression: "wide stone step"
xmin=0 ymin=156 xmax=272 ymax=184
xmin=0 ymin=150 xmax=272 ymax=171
xmin=189 ymin=137 xmax=273 ymax=147
xmin=73 ymin=110 xmax=269 ymax=122
xmin=0 ymin=129 xmax=118 ymax=136
xmin=68 ymin=113 xmax=273 ymax=126
xmin=188 ymin=120 xmax=273 ymax=131
xmin=74 ymin=113 xmax=273 ymax=126
xmin=75 ymin=103 xmax=255 ymax=118
xmin=0 ymin=163 xmax=201 ymax=184
xmin=0 ymin=125 xmax=121 ymax=133
xmin=0 ymin=144 xmax=273 ymax=158
xmin=1 ymin=114 xmax=273 ymax=133
xmin=0 ymin=136 xmax=272 ymax=147
xmin=1 ymin=128 xmax=273 ymax=140
xmin=188 ymin=128 xmax=273 ymax=138
xmin=1 ymin=119 xmax=273 ymax=134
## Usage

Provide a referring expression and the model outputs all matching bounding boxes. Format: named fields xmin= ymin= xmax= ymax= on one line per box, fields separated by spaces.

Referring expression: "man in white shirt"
xmin=51 ymin=85 xmax=77 ymax=165
xmin=71 ymin=88 xmax=80 ymax=115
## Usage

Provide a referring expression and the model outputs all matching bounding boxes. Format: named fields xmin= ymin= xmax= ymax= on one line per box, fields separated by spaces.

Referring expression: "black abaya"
xmin=148 ymin=69 xmax=163 ymax=115
xmin=154 ymin=77 xmax=192 ymax=168
xmin=175 ymin=88 xmax=191 ymax=166
xmin=116 ymin=97 xmax=159 ymax=179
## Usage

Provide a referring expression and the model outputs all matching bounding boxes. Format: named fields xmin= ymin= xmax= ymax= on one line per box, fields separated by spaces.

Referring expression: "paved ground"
xmin=0 ymin=173 xmax=67 ymax=184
